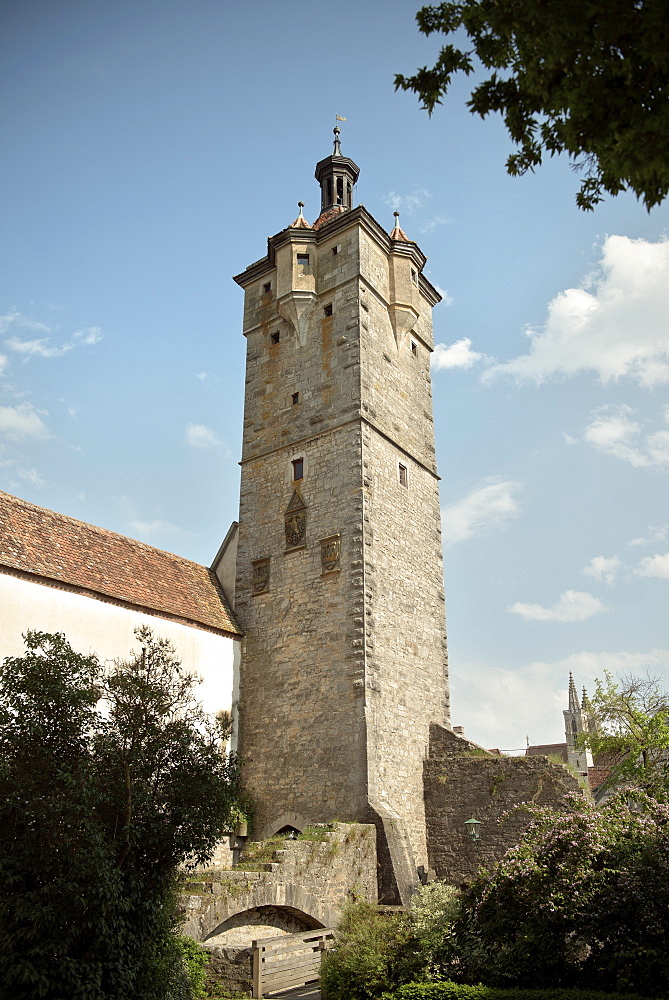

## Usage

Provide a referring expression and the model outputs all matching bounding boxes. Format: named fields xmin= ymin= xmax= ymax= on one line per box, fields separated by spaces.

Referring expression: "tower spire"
xmin=314 ymin=129 xmax=360 ymax=224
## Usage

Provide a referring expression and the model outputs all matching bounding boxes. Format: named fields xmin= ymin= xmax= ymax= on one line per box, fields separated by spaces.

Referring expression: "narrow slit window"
xmin=411 ymin=269 xmax=418 ymax=286
xmin=292 ymin=392 xmax=299 ymax=405
xmin=292 ymin=457 xmax=304 ymax=481
xmin=323 ymin=303 xmax=333 ymax=317
xmin=263 ymin=282 xmax=271 ymax=294
xmin=411 ymin=340 xmax=418 ymax=356
xmin=297 ymin=253 xmax=310 ymax=265
xmin=332 ymin=245 xmax=339 ymax=256
xmin=270 ymin=331 xmax=280 ymax=345
xmin=399 ymin=463 xmax=408 ymax=487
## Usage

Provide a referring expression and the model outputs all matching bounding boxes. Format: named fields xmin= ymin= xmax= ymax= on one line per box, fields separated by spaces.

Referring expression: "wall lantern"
xmin=464 ymin=817 xmax=482 ymax=841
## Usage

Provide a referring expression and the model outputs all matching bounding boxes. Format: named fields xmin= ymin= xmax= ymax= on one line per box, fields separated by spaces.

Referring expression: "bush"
xmin=385 ymin=985 xmax=652 ymax=1000
xmin=178 ymin=936 xmax=209 ymax=999
xmin=407 ymin=881 xmax=460 ymax=978
xmin=321 ymin=902 xmax=414 ymax=1000
xmin=453 ymin=792 xmax=669 ymax=995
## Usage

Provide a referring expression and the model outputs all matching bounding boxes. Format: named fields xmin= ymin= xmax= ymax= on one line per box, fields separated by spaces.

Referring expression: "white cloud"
xmin=1 ymin=311 xmax=103 ymax=360
xmin=425 ymin=275 xmax=454 ymax=306
xmin=634 ymin=553 xmax=669 ymax=579
xmin=486 ymin=236 xmax=669 ymax=385
xmin=441 ymin=478 xmax=521 ymax=546
xmin=186 ymin=423 xmax=222 ymax=450
xmin=381 ymin=188 xmax=431 ymax=215
xmin=628 ymin=525 xmax=668 ymax=547
xmin=451 ymin=648 xmax=669 ymax=749
xmin=6 ymin=325 xmax=103 ymax=359
xmin=432 ymin=337 xmax=484 ymax=371
xmin=0 ymin=311 xmax=51 ymax=336
xmin=0 ymin=355 xmax=7 ymax=376
xmin=581 ymin=404 xmax=669 ymax=468
xmin=419 ymin=214 xmax=452 ymax=235
xmin=129 ymin=518 xmax=192 ymax=540
xmin=16 ymin=466 xmax=45 ymax=486
xmin=582 ymin=555 xmax=622 ymax=585
xmin=0 ymin=403 xmax=49 ymax=443
xmin=509 ymin=589 xmax=606 ymax=622
xmin=196 ymin=371 xmax=209 ymax=383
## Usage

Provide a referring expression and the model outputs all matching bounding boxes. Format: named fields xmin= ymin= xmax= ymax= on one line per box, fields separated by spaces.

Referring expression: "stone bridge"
xmin=180 ymin=823 xmax=377 ymax=947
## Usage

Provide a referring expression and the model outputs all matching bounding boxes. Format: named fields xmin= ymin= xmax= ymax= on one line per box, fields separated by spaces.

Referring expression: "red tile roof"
xmin=390 ymin=223 xmax=408 ymax=240
xmin=313 ymin=205 xmax=347 ymax=230
xmin=0 ymin=491 xmax=241 ymax=637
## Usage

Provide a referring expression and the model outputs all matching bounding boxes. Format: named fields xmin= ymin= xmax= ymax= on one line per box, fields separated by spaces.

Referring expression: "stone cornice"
xmin=233 ymin=205 xmax=443 ymax=307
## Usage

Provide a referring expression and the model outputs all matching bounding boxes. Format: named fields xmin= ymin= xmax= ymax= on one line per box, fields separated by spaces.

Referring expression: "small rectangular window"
xmin=399 ymin=463 xmax=408 ymax=487
xmin=297 ymin=253 xmax=310 ymax=265
xmin=411 ymin=269 xmax=418 ymax=286
xmin=292 ymin=457 xmax=304 ymax=481
xmin=332 ymin=245 xmax=340 ymax=256
xmin=270 ymin=331 xmax=280 ymax=345
xmin=263 ymin=282 xmax=271 ymax=294
xmin=323 ymin=303 xmax=333 ymax=317
xmin=292 ymin=392 xmax=299 ymax=405
xmin=411 ymin=340 xmax=418 ymax=356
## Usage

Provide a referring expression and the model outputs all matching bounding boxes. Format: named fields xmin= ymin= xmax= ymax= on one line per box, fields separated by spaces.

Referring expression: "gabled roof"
xmin=0 ymin=491 xmax=242 ymax=638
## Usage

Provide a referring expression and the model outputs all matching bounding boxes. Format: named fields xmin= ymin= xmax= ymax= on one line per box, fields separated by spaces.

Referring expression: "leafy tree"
xmin=0 ymin=628 xmax=242 ymax=1000
xmin=579 ymin=670 xmax=669 ymax=800
xmin=454 ymin=791 xmax=669 ymax=995
xmin=395 ymin=0 xmax=669 ymax=210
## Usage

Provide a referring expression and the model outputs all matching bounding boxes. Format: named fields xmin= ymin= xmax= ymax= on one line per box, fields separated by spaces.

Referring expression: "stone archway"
xmin=204 ymin=904 xmax=324 ymax=947
xmin=262 ymin=810 xmax=309 ymax=840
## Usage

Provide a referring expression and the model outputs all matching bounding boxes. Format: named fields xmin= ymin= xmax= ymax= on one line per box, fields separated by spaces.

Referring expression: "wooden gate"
xmin=251 ymin=928 xmax=334 ymax=997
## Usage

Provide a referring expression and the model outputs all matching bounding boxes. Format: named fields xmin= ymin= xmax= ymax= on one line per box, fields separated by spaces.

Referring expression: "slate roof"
xmin=0 ymin=491 xmax=242 ymax=637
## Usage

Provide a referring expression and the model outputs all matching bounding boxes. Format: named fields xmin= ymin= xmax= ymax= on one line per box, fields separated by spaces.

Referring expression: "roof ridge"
xmin=0 ymin=490 xmax=203 ymax=568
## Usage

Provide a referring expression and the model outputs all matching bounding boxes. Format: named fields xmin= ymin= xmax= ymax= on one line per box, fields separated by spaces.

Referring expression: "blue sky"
xmin=2 ymin=0 xmax=667 ymax=752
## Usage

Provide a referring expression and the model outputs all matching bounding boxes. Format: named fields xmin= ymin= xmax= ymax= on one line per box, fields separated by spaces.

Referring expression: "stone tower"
xmin=232 ymin=131 xmax=450 ymax=902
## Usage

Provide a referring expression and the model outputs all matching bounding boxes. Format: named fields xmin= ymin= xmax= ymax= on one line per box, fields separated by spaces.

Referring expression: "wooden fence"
xmin=251 ymin=928 xmax=335 ymax=997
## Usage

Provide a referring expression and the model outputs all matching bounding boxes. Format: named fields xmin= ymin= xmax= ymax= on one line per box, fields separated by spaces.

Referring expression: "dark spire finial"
xmin=333 ymin=126 xmax=342 ymax=157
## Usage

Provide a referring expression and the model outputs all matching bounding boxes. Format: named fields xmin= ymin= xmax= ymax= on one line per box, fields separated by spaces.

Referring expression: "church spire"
xmin=568 ymin=672 xmax=580 ymax=712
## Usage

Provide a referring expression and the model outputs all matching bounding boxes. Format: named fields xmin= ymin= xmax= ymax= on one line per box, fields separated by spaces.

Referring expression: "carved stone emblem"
xmin=252 ymin=557 xmax=270 ymax=595
xmin=285 ymin=489 xmax=307 ymax=549
xmin=320 ymin=534 xmax=341 ymax=574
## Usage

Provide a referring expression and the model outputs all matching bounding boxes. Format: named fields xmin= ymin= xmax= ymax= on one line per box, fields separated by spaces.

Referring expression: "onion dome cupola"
xmin=314 ymin=126 xmax=360 ymax=216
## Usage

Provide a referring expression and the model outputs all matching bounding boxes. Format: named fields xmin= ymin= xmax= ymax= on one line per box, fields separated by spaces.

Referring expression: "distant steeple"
xmin=314 ymin=126 xmax=360 ymax=222
xmin=568 ymin=672 xmax=580 ymax=713
xmin=563 ymin=672 xmax=592 ymax=777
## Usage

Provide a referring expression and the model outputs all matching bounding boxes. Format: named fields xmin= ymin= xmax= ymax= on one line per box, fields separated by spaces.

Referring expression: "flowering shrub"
xmin=454 ymin=791 xmax=669 ymax=995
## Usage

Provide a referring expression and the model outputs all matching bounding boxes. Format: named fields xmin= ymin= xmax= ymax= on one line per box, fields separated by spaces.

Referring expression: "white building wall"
xmin=0 ymin=573 xmax=235 ymax=721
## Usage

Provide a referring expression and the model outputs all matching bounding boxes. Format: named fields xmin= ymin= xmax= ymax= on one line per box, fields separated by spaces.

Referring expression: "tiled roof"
xmin=587 ymin=765 xmax=611 ymax=792
xmin=313 ymin=205 xmax=347 ymax=230
xmin=0 ymin=491 xmax=242 ymax=637
xmin=390 ymin=223 xmax=408 ymax=240
xmin=290 ymin=215 xmax=312 ymax=229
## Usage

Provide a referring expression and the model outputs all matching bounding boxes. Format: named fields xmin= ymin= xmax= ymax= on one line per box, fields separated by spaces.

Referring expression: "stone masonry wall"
xmin=233 ymin=202 xmax=448 ymax=903
xmin=425 ymin=724 xmax=587 ymax=885
xmin=180 ymin=823 xmax=377 ymax=942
